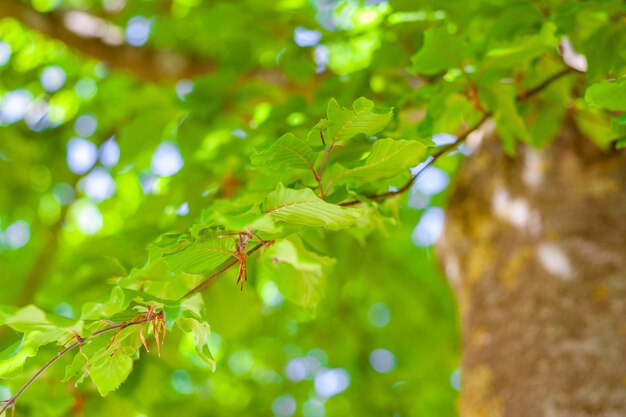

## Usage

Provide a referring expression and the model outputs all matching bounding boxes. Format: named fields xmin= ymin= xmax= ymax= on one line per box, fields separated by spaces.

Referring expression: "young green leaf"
xmin=327 ymin=139 xmax=427 ymax=187
xmin=176 ymin=316 xmax=215 ymax=371
xmin=264 ymin=184 xmax=363 ymax=230
xmin=251 ymin=133 xmax=318 ymax=172
xmin=483 ymin=23 xmax=557 ymax=68
xmin=260 ymin=236 xmax=335 ymax=310
xmin=0 ymin=334 xmax=42 ymax=379
xmin=90 ymin=351 xmax=134 ymax=396
xmin=411 ymin=27 xmax=472 ymax=75
xmin=163 ymin=230 xmax=235 ymax=275
xmin=316 ymin=98 xmax=393 ymax=146
xmin=479 ymin=83 xmax=530 ymax=153
xmin=585 ymin=79 xmax=626 ymax=111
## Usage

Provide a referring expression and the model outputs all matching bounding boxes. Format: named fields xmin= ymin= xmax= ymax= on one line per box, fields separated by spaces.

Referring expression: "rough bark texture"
xmin=439 ymin=119 xmax=626 ymax=417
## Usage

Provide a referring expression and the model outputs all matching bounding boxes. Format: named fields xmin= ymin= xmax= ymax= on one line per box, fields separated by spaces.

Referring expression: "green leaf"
xmin=484 ymin=23 xmax=557 ymax=68
xmin=611 ymin=114 xmax=626 ymax=140
xmin=251 ymin=133 xmax=318 ymax=172
xmin=315 ymin=98 xmax=393 ymax=146
xmin=2 ymin=305 xmax=77 ymax=333
xmin=263 ymin=184 xmax=363 ymax=230
xmin=0 ymin=334 xmax=39 ymax=379
xmin=327 ymin=139 xmax=427 ymax=187
xmin=122 ymin=233 xmax=195 ymax=287
xmin=411 ymin=27 xmax=472 ymax=75
xmin=0 ymin=305 xmax=80 ymax=378
xmin=176 ymin=316 xmax=215 ymax=371
xmin=163 ymin=230 xmax=235 ymax=275
xmin=585 ymin=79 xmax=626 ymax=111
xmin=261 ymin=236 xmax=335 ymax=310
xmin=581 ymin=24 xmax=626 ymax=80
xmin=479 ymin=83 xmax=530 ymax=153
xmin=90 ymin=352 xmax=133 ymax=396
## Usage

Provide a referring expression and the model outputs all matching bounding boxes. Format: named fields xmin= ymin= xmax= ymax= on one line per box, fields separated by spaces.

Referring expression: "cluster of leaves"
xmin=0 ymin=0 xmax=624 ymax=416
xmin=1 ymin=95 xmax=429 ymax=400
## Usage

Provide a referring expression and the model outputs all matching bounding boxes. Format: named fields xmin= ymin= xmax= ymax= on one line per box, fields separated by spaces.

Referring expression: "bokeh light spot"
xmin=413 ymin=167 xmax=449 ymax=196
xmin=450 ymin=368 xmax=461 ymax=391
xmin=40 ymin=66 xmax=66 ymax=92
xmin=32 ymin=0 xmax=61 ymax=12
xmin=81 ymin=168 xmax=116 ymax=201
xmin=176 ymin=80 xmax=194 ymax=100
xmin=369 ymin=348 xmax=396 ymax=373
xmin=314 ymin=368 xmax=350 ymax=398
xmin=74 ymin=78 xmax=97 ymax=99
xmin=72 ymin=199 xmax=103 ymax=235
xmin=367 ymin=302 xmax=391 ymax=328
xmin=67 ymin=138 xmax=98 ymax=174
xmin=0 ymin=42 xmax=11 ymax=66
xmin=286 ymin=112 xmax=305 ymax=126
xmin=74 ymin=114 xmax=98 ymax=137
xmin=0 ymin=90 xmax=32 ymax=124
xmin=5 ymin=221 xmax=30 ymax=249
xmin=412 ymin=207 xmax=445 ymax=247
xmin=53 ymin=183 xmax=75 ymax=205
xmin=151 ymin=142 xmax=183 ymax=177
xmin=432 ymin=133 xmax=457 ymax=146
xmin=99 ymin=138 xmax=120 ymax=167
xmin=228 ymin=350 xmax=254 ymax=375
xmin=171 ymin=369 xmax=194 ymax=394
xmin=260 ymin=280 xmax=284 ymax=307
xmin=126 ymin=16 xmax=151 ymax=46
xmin=302 ymin=399 xmax=325 ymax=417
xmin=294 ymin=27 xmax=322 ymax=47
xmin=54 ymin=303 xmax=74 ymax=318
xmin=272 ymin=394 xmax=296 ymax=417
xmin=314 ymin=45 xmax=329 ymax=73
xmin=176 ymin=202 xmax=189 ymax=216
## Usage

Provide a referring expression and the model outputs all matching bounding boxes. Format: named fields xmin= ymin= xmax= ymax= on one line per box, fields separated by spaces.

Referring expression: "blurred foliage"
xmin=0 ymin=0 xmax=623 ymax=416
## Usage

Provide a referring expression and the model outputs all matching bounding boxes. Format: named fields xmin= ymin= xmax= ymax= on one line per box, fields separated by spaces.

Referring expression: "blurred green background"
xmin=0 ymin=0 xmax=462 ymax=416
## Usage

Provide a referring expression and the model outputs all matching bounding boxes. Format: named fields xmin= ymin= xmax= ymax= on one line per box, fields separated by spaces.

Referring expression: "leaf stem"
xmin=339 ymin=67 xmax=576 ymax=207
xmin=0 ymin=319 xmax=148 ymax=416
xmin=177 ymin=242 xmax=265 ymax=301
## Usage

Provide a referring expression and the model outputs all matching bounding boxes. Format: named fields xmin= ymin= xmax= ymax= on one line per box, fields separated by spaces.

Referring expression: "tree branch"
xmin=339 ymin=67 xmax=576 ymax=207
xmin=0 ymin=0 xmax=215 ymax=82
xmin=340 ymin=113 xmax=491 ymax=207
xmin=178 ymin=242 xmax=265 ymax=301
xmin=2 ymin=238 xmax=269 ymax=415
xmin=0 ymin=318 xmax=149 ymax=416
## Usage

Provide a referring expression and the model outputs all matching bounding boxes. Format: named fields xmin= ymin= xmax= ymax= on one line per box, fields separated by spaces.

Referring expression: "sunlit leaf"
xmin=327 ymin=139 xmax=427 ymax=187
xmin=163 ymin=230 xmax=235 ymax=275
xmin=251 ymin=133 xmax=318 ymax=172
xmin=90 ymin=351 xmax=134 ymax=396
xmin=263 ymin=184 xmax=363 ymax=230
xmin=261 ymin=235 xmax=335 ymax=310
xmin=310 ymin=98 xmax=393 ymax=146
xmin=585 ymin=79 xmax=626 ymax=111
xmin=411 ymin=27 xmax=472 ymax=75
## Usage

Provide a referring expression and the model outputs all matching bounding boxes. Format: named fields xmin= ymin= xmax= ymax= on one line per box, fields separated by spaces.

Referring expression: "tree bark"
xmin=0 ymin=0 xmax=218 ymax=82
xmin=439 ymin=119 xmax=626 ymax=416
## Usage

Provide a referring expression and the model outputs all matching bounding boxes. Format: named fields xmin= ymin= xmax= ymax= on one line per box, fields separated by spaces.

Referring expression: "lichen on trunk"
xmin=439 ymin=119 xmax=626 ymax=416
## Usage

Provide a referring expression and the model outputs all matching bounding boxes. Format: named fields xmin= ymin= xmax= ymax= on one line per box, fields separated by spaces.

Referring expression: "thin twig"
xmin=178 ymin=242 xmax=265 ymax=301
xmin=522 ymin=67 xmax=573 ymax=100
xmin=318 ymin=142 xmax=334 ymax=198
xmin=0 ymin=319 xmax=148 ymax=416
xmin=2 ymin=239 xmax=271 ymax=415
xmin=339 ymin=113 xmax=490 ymax=206
xmin=339 ymin=68 xmax=576 ymax=207
xmin=311 ymin=167 xmax=324 ymax=198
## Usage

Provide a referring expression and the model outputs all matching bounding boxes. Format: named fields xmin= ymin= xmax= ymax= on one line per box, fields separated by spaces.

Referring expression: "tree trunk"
xmin=439 ymin=119 xmax=626 ymax=417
